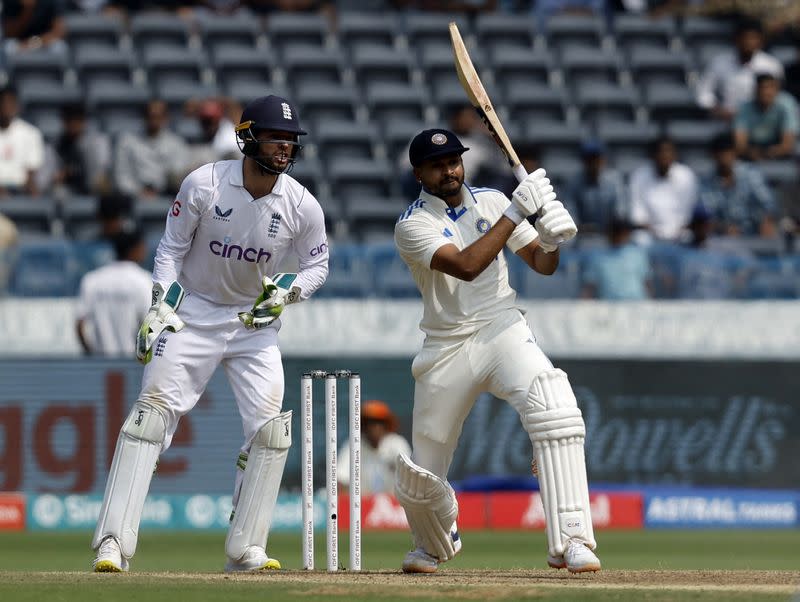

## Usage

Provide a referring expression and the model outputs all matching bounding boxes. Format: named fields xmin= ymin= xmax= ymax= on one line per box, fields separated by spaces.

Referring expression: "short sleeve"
xmin=394 ymin=214 xmax=452 ymax=268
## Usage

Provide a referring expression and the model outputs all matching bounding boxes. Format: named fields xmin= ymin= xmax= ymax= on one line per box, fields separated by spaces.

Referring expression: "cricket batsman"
xmin=393 ymin=129 xmax=600 ymax=574
xmin=91 ymin=95 xmax=328 ymax=572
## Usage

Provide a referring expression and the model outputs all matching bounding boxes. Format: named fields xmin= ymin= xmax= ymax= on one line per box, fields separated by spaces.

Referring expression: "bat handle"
xmin=512 ymin=163 xmax=528 ymax=183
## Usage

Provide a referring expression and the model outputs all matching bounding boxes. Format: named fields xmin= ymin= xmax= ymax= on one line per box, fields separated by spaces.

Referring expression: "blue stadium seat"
xmin=511 ymin=249 xmax=582 ymax=298
xmin=576 ymin=82 xmax=639 ymax=126
xmin=143 ymin=47 xmax=207 ymax=89
xmin=545 ymin=14 xmax=606 ymax=53
xmin=196 ymin=11 xmax=263 ymax=55
xmin=212 ymin=46 xmax=275 ymax=90
xmin=645 ymin=82 xmax=706 ymax=123
xmin=64 ymin=12 xmax=124 ymax=54
xmin=596 ymin=121 xmax=660 ymax=167
xmin=405 ymin=13 xmax=469 ymax=57
xmin=315 ymin=120 xmax=380 ymax=159
xmin=155 ymin=82 xmax=221 ymax=117
xmin=367 ymin=241 xmax=420 ymax=297
xmin=313 ymin=242 xmax=372 ymax=298
xmin=6 ymin=50 xmax=68 ymax=88
xmin=665 ymin=119 xmax=728 ymax=164
xmin=18 ymin=81 xmax=83 ymax=133
xmin=492 ymin=47 xmax=553 ymax=94
xmin=296 ymin=82 xmax=359 ymax=126
xmin=0 ymin=196 xmax=56 ymax=235
xmin=384 ymin=119 xmax=427 ymax=163
xmin=281 ymin=46 xmax=345 ymax=89
xmin=226 ymin=82 xmax=289 ymax=107
xmin=682 ymin=16 xmax=735 ymax=66
xmin=347 ymin=198 xmax=408 ymax=244
xmin=87 ymin=82 xmax=150 ymax=138
xmin=75 ymin=47 xmax=138 ymax=92
xmin=613 ymin=13 xmax=676 ymax=53
xmin=73 ymin=240 xmax=115 ymax=278
xmin=627 ymin=46 xmax=690 ymax=89
xmin=337 ymin=12 xmax=398 ymax=52
xmin=559 ymin=46 xmax=622 ymax=91
xmin=8 ymin=237 xmax=81 ymax=297
xmin=745 ymin=256 xmax=800 ymax=299
xmin=420 ymin=44 xmax=487 ymax=92
xmin=61 ymin=195 xmax=100 ymax=239
xmin=130 ymin=12 xmax=191 ymax=52
xmin=328 ymin=157 xmax=393 ymax=201
xmin=506 ymin=84 xmax=568 ymax=125
xmin=366 ymin=83 xmax=428 ymax=128
xmin=757 ymin=160 xmax=799 ymax=189
xmin=475 ymin=13 xmax=536 ymax=52
xmin=265 ymin=13 xmax=328 ymax=52
xmin=351 ymin=46 xmax=414 ymax=88
xmin=290 ymin=157 xmax=327 ymax=199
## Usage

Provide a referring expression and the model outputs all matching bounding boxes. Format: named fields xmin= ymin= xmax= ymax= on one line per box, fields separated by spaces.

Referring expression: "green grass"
xmin=0 ymin=530 xmax=797 ymax=601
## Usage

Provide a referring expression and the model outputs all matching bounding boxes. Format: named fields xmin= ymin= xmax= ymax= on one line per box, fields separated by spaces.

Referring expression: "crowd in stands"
xmin=0 ymin=0 xmax=799 ymax=300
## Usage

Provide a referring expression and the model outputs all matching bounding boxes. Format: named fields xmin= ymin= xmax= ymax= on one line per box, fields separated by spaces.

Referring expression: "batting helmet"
xmin=235 ymin=95 xmax=306 ymax=174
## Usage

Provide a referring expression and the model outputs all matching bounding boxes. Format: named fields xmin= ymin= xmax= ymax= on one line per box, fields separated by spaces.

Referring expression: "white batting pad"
xmin=225 ymin=411 xmax=292 ymax=561
xmin=92 ymin=402 xmax=167 ymax=558
xmin=524 ymin=369 xmax=595 ymax=557
xmin=394 ymin=453 xmax=462 ymax=562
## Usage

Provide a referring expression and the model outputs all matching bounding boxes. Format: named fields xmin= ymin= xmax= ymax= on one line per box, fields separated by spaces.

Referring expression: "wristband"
xmin=503 ymin=203 xmax=527 ymax=225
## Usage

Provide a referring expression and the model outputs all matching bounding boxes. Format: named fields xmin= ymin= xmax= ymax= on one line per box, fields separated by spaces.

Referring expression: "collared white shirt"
xmin=696 ymin=49 xmax=784 ymax=112
xmin=0 ymin=118 xmax=44 ymax=188
xmin=78 ymin=260 xmax=153 ymax=356
xmin=152 ymin=159 xmax=328 ymax=306
xmin=629 ymin=162 xmax=698 ymax=241
xmin=394 ymin=184 xmax=536 ymax=340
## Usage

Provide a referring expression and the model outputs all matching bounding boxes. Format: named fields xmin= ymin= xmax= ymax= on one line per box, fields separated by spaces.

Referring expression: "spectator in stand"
xmin=700 ymin=131 xmax=778 ymax=237
xmin=734 ymin=72 xmax=800 ymax=160
xmin=113 ymin=99 xmax=188 ymax=200
xmin=183 ymin=98 xmax=240 ymax=172
xmin=581 ymin=218 xmax=651 ymax=300
xmin=0 ymin=86 xmax=45 ymax=197
xmin=2 ymin=0 xmax=67 ymax=54
xmin=76 ymin=227 xmax=152 ymax=357
xmin=337 ymin=400 xmax=411 ymax=496
xmin=695 ymin=17 xmax=783 ymax=121
xmin=50 ymin=103 xmax=112 ymax=197
xmin=448 ymin=104 xmax=502 ymax=185
xmin=563 ymin=140 xmax=626 ymax=234
xmin=628 ymin=136 xmax=698 ymax=243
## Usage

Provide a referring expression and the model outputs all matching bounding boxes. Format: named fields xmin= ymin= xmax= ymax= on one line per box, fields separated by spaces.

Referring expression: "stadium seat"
xmin=7 ymin=237 xmax=81 ymax=297
xmin=328 ymin=157 xmax=393 ymax=201
xmin=130 ymin=12 xmax=191 ymax=52
xmin=6 ymin=50 xmax=69 ymax=88
xmin=431 ymin=79 xmax=488 ymax=115
xmin=757 ymin=160 xmax=799 ymax=189
xmin=683 ymin=17 xmax=735 ymax=68
xmin=365 ymin=83 xmax=428 ymax=128
xmin=545 ymin=14 xmax=605 ymax=53
xmin=75 ymin=47 xmax=138 ymax=92
xmin=289 ymin=156 xmax=326 ymax=199
xmin=265 ymin=13 xmax=329 ymax=52
xmin=313 ymin=242 xmax=372 ymax=298
xmin=225 ymin=82 xmax=289 ymax=107
xmin=337 ymin=12 xmax=398 ymax=52
xmin=347 ymin=198 xmax=408 ymax=244
xmin=559 ymin=46 xmax=621 ymax=91
xmin=524 ymin=120 xmax=586 ymax=160
xmin=384 ymin=119 xmax=427 ymax=164
xmin=491 ymin=47 xmax=553 ymax=93
xmin=295 ymin=82 xmax=359 ymax=126
xmin=18 ymin=81 xmax=83 ymax=131
xmin=665 ymin=119 xmax=728 ymax=164
xmin=212 ymin=46 xmax=275 ymax=90
xmin=351 ymin=46 xmax=414 ymax=88
xmin=613 ymin=13 xmax=676 ymax=53
xmin=64 ymin=12 xmax=124 ymax=54
xmin=143 ymin=47 xmax=207 ymax=89
xmin=61 ymin=195 xmax=101 ymax=240
xmin=744 ymin=256 xmax=800 ymax=299
xmin=627 ymin=46 xmax=690 ymax=88
xmin=0 ymin=196 xmax=56 ymax=235
xmin=196 ymin=11 xmax=263 ymax=55
xmin=596 ymin=121 xmax=660 ymax=166
xmin=135 ymin=200 xmax=170 ymax=239
xmin=420 ymin=44 xmax=487 ymax=92
xmin=645 ymin=82 xmax=705 ymax=123
xmin=153 ymin=82 xmax=221 ymax=118
xmin=475 ymin=13 xmax=536 ymax=52
xmin=576 ymin=82 xmax=639 ymax=126
xmin=506 ymin=84 xmax=568 ymax=124
xmin=511 ymin=249 xmax=582 ymax=298
xmin=367 ymin=240 xmax=420 ymax=297
xmin=73 ymin=239 xmax=115 ymax=277
xmin=281 ymin=46 xmax=346 ymax=88
xmin=315 ymin=120 xmax=380 ymax=160
xmin=405 ymin=13 xmax=469 ymax=57
xmin=648 ymin=242 xmax=684 ymax=298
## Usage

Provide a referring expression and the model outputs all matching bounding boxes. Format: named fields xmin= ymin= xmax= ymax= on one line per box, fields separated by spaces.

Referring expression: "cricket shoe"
xmin=547 ymin=539 xmax=601 ymax=573
xmin=224 ymin=546 xmax=281 ymax=572
xmin=402 ymin=548 xmax=439 ymax=574
xmin=93 ymin=536 xmax=130 ymax=573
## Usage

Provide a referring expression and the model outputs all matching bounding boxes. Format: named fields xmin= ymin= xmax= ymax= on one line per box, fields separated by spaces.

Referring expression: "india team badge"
xmin=475 ymin=217 xmax=490 ymax=233
xmin=431 ymin=133 xmax=447 ymax=145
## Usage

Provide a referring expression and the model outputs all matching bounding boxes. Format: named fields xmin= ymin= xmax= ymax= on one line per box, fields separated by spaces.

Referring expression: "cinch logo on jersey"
xmin=310 ymin=242 xmax=328 ymax=257
xmin=209 ymin=238 xmax=272 ymax=263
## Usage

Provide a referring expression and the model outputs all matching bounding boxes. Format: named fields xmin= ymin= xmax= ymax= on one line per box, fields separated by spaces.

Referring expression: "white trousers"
xmin=138 ymin=292 xmax=284 ymax=455
xmin=410 ymin=309 xmax=552 ymax=480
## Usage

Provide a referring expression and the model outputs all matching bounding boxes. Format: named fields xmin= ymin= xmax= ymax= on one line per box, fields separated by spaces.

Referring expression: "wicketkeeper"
xmin=91 ymin=95 xmax=329 ymax=573
xmin=394 ymin=129 xmax=600 ymax=574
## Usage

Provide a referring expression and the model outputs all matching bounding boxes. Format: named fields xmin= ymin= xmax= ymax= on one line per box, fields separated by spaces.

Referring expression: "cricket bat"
xmin=449 ymin=22 xmax=529 ymax=184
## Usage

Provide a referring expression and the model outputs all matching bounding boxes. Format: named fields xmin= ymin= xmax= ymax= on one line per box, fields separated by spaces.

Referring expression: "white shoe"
xmin=224 ymin=546 xmax=281 ymax=572
xmin=547 ymin=539 xmax=601 ymax=573
xmin=92 ymin=536 xmax=130 ymax=573
xmin=402 ymin=548 xmax=439 ymax=574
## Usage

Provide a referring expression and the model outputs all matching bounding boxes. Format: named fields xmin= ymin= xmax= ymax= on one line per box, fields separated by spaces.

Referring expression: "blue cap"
xmin=409 ymin=128 xmax=469 ymax=167
xmin=238 ymin=95 xmax=306 ymax=136
xmin=580 ymin=139 xmax=606 ymax=157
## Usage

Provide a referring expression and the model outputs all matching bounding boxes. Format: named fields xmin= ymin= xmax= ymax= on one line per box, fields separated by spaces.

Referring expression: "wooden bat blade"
xmin=449 ymin=21 xmax=526 ymax=181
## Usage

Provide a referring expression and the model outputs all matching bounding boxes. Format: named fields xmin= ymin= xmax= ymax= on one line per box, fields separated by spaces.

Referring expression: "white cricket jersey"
xmin=77 ymin=260 xmax=153 ymax=356
xmin=152 ymin=159 xmax=329 ymax=306
xmin=394 ymin=184 xmax=537 ymax=339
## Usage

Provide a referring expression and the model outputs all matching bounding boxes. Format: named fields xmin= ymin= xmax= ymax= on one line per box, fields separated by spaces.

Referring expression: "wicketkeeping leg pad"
xmin=92 ymin=401 xmax=168 ymax=558
xmin=394 ymin=453 xmax=462 ymax=562
xmin=524 ymin=369 xmax=595 ymax=557
xmin=225 ymin=411 xmax=292 ymax=561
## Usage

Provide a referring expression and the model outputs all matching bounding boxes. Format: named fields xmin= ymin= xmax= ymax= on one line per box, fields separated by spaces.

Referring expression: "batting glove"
xmin=534 ymin=200 xmax=578 ymax=253
xmin=511 ymin=168 xmax=557 ymax=218
xmin=136 ymin=281 xmax=185 ymax=364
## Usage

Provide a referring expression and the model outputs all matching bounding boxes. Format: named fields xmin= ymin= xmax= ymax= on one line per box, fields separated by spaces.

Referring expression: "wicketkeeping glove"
xmin=511 ymin=168 xmax=557 ymax=217
xmin=534 ymin=200 xmax=578 ymax=253
xmin=136 ymin=281 xmax=185 ymax=364
xmin=238 ymin=273 xmax=298 ymax=330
